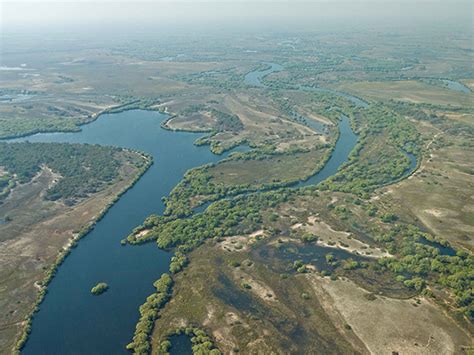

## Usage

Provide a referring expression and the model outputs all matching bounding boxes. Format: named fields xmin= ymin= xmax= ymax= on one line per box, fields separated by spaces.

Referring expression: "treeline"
xmin=161 ymin=143 xmax=330 ymax=218
xmin=0 ymin=142 xmax=130 ymax=203
xmin=157 ymin=327 xmax=221 ymax=355
xmin=375 ymin=223 xmax=473 ymax=320
xmin=126 ymin=273 xmax=173 ymax=354
xmin=128 ymin=190 xmax=290 ymax=250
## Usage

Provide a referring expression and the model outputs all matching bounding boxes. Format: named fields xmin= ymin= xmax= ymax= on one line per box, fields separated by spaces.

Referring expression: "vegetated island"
xmin=91 ymin=282 xmax=109 ymax=295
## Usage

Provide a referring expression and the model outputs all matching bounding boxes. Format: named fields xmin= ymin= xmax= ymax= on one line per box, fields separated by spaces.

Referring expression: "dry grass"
xmin=380 ymin=139 xmax=474 ymax=251
xmin=291 ymin=216 xmax=391 ymax=258
xmin=308 ymin=275 xmax=472 ymax=355
xmin=209 ymin=147 xmax=328 ymax=186
xmin=338 ymin=80 xmax=473 ymax=108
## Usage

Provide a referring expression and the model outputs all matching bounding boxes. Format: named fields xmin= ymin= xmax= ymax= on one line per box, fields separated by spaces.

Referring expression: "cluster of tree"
xmin=0 ymin=173 xmax=14 ymax=200
xmin=90 ymin=282 xmax=108 ymax=295
xmin=180 ymin=104 xmax=243 ymax=133
xmin=4 ymin=111 xmax=75 ymax=135
xmin=293 ymin=260 xmax=308 ymax=273
xmin=376 ymin=224 xmax=473 ymax=319
xmin=169 ymin=251 xmax=188 ymax=274
xmin=0 ymin=142 xmax=128 ymax=203
xmin=177 ymin=68 xmax=246 ymax=90
xmin=162 ymin=142 xmax=330 ymax=218
xmin=387 ymin=100 xmax=474 ymax=138
xmin=126 ymin=273 xmax=173 ymax=354
xmin=210 ymin=109 xmax=243 ymax=133
xmin=128 ymin=190 xmax=290 ymax=250
xmin=157 ymin=327 xmax=221 ymax=355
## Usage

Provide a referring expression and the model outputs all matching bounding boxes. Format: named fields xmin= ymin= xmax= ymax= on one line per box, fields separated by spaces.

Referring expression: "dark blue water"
xmin=10 ymin=110 xmax=244 ymax=355
xmin=295 ymin=115 xmax=357 ymax=188
xmin=267 ymin=242 xmax=369 ymax=273
xmin=418 ymin=238 xmax=456 ymax=256
xmin=169 ymin=335 xmax=193 ymax=355
xmin=290 ymin=110 xmax=328 ymax=135
xmin=303 ymin=116 xmax=328 ymax=134
xmin=403 ymin=151 xmax=418 ymax=177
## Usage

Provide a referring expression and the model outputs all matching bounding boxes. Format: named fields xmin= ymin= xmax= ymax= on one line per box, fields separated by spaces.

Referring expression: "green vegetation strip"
xmin=127 ymin=273 xmax=173 ymax=354
xmin=13 ymin=151 xmax=152 ymax=353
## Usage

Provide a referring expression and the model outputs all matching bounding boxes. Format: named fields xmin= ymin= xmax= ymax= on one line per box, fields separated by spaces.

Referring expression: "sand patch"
xmin=292 ymin=216 xmax=391 ymax=258
xmin=219 ymin=230 xmax=267 ymax=252
xmin=136 ymin=229 xmax=151 ymax=239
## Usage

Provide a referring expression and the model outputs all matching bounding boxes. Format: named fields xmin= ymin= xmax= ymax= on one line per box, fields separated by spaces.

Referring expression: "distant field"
xmin=338 ymin=80 xmax=473 ymax=108
xmin=462 ymin=79 xmax=474 ymax=90
xmin=381 ymin=134 xmax=474 ymax=251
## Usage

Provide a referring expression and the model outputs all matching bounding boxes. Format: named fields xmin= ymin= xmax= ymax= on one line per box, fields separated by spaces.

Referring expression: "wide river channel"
xmin=8 ymin=63 xmax=375 ymax=354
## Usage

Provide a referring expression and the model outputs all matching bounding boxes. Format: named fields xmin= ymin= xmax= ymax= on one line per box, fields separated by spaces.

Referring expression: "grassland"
xmin=338 ymin=80 xmax=474 ymax=108
xmin=208 ymin=148 xmax=329 ymax=186
xmin=376 ymin=115 xmax=474 ymax=251
xmin=150 ymin=243 xmax=367 ymax=354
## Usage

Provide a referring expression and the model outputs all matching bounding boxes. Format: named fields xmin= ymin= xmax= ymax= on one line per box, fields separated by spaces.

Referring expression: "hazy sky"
xmin=1 ymin=1 xmax=472 ymax=33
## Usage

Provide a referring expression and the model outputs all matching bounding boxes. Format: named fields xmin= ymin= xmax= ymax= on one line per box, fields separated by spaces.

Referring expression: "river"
xmin=244 ymin=62 xmax=369 ymax=108
xmin=10 ymin=110 xmax=246 ymax=354
xmin=10 ymin=62 xmax=393 ymax=354
xmin=441 ymin=79 xmax=471 ymax=94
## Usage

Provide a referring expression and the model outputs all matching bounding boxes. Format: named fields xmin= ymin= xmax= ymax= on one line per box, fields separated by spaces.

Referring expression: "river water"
xmin=8 ymin=62 xmax=409 ymax=354
xmin=8 ymin=107 xmax=358 ymax=354
xmin=441 ymin=79 xmax=471 ymax=93
xmin=10 ymin=110 xmax=246 ymax=354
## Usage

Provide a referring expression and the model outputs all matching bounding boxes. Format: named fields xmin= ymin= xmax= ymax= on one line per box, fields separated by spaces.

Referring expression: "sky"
xmin=1 ymin=1 xmax=472 ymax=33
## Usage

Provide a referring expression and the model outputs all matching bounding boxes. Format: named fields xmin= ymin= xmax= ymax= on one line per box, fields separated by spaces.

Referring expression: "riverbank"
xmin=9 ymin=110 xmax=259 ymax=355
xmin=0 ymin=99 xmax=160 ymax=141
xmin=0 ymin=149 xmax=151 ymax=354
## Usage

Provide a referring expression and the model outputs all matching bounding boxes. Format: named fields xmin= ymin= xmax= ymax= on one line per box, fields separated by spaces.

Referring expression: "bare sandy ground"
xmin=292 ymin=216 xmax=391 ymax=258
